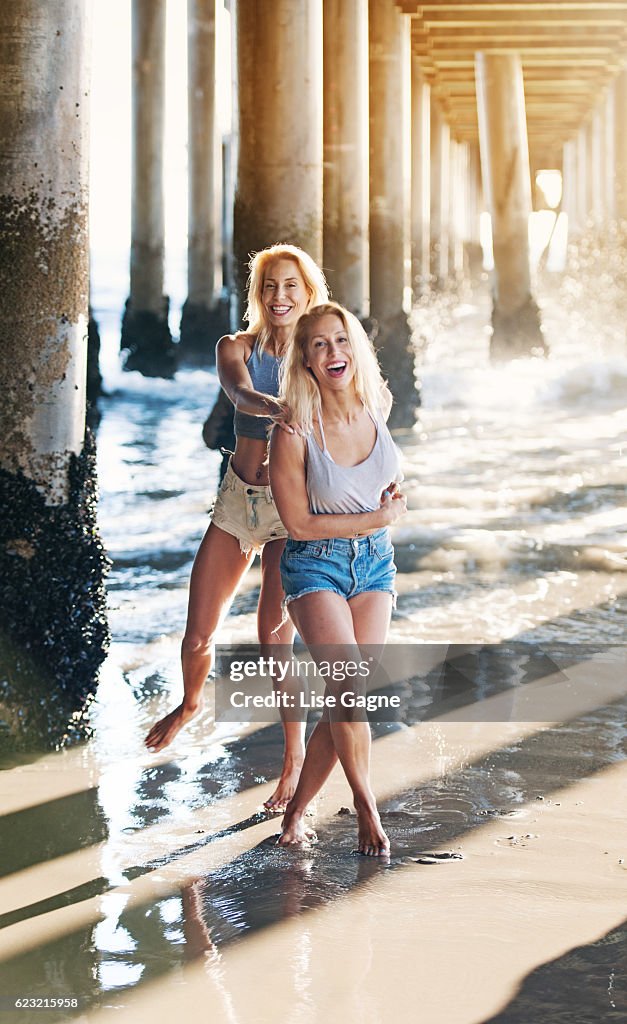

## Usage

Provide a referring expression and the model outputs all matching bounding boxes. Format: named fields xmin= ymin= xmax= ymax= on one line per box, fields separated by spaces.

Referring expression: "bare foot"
xmin=144 ymin=701 xmax=201 ymax=752
xmin=278 ymin=805 xmax=317 ymax=848
xmin=263 ymin=754 xmax=304 ymax=812
xmin=355 ymin=801 xmax=390 ymax=857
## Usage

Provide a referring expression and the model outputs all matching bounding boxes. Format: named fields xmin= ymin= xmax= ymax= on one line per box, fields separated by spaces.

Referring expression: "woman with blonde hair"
xmin=145 ymin=244 xmax=328 ymax=811
xmin=269 ymin=302 xmax=407 ymax=855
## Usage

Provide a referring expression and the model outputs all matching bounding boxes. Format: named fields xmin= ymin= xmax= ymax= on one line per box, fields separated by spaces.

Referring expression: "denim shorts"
xmin=211 ymin=460 xmax=288 ymax=554
xmin=280 ymin=528 xmax=397 ymax=608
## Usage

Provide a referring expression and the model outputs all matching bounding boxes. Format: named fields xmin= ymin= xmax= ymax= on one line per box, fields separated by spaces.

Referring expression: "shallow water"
xmin=1 ymin=277 xmax=626 ymax=1022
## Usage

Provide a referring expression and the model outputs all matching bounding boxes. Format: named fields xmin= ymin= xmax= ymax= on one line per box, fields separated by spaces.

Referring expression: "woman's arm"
xmin=216 ymin=334 xmax=282 ymax=419
xmin=269 ymin=428 xmax=405 ymax=541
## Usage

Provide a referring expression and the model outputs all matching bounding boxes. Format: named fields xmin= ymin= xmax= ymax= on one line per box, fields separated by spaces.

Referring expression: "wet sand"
xmin=1 ymin=657 xmax=626 ymax=1023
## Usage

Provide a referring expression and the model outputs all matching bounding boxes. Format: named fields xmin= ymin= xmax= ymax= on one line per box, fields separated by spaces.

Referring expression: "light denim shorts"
xmin=211 ymin=460 xmax=288 ymax=554
xmin=280 ymin=528 xmax=397 ymax=608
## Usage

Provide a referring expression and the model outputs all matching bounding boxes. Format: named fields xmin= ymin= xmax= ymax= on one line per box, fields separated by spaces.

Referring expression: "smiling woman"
xmin=144 ymin=244 xmax=328 ymax=812
xmin=269 ymin=302 xmax=407 ymax=856
xmin=262 ymin=267 xmax=308 ymax=330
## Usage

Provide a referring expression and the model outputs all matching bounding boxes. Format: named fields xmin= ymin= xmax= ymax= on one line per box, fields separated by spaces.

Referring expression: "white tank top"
xmin=304 ymin=407 xmax=402 ymax=514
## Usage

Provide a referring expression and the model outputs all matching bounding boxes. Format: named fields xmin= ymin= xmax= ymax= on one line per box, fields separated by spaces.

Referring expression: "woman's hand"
xmin=144 ymin=700 xmax=202 ymax=752
xmin=379 ymin=482 xmax=407 ymax=525
xmin=270 ymin=398 xmax=304 ymax=435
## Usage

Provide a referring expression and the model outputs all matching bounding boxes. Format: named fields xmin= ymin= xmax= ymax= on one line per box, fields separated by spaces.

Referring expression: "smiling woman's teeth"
xmin=271 ymin=305 xmax=291 ymax=316
xmin=327 ymin=363 xmax=346 ymax=377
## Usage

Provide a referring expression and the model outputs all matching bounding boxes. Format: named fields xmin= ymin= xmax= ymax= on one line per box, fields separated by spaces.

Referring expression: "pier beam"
xmin=121 ymin=0 xmax=176 ymax=377
xmin=0 ymin=0 xmax=109 ymax=749
xmin=234 ymin=0 xmax=323 ymax=308
xmin=475 ymin=52 xmax=545 ymax=360
xmin=410 ymin=59 xmax=430 ymax=297
xmin=369 ymin=0 xmax=418 ymax=426
xmin=429 ymin=97 xmax=450 ymax=288
xmin=180 ymin=0 xmax=229 ymax=360
xmin=323 ymin=0 xmax=369 ymax=318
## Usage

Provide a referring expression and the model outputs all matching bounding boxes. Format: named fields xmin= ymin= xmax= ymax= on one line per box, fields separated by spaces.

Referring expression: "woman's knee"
xmin=182 ymin=630 xmax=215 ymax=657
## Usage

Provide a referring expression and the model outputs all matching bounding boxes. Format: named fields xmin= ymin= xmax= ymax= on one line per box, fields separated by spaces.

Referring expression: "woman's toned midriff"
xmin=230 ymin=436 xmax=271 ymax=486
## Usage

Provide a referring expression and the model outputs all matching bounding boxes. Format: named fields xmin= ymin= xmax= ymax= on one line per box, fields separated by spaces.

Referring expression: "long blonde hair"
xmin=280 ymin=302 xmax=393 ymax=433
xmin=243 ymin=244 xmax=329 ymax=354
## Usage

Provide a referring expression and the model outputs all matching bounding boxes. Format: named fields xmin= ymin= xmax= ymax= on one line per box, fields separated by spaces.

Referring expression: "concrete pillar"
xmin=87 ymin=272 xmax=103 ymax=412
xmin=530 ymin=160 xmax=543 ymax=212
xmin=180 ymin=0 xmax=229 ymax=358
xmin=410 ymin=59 xmax=430 ymax=297
xmin=603 ymin=85 xmax=616 ymax=224
xmin=323 ymin=0 xmax=369 ymax=318
xmin=448 ymin=140 xmax=465 ymax=281
xmin=223 ymin=0 xmax=237 ymax=323
xmin=614 ymin=68 xmax=627 ymax=223
xmin=234 ymin=0 xmax=323 ymax=308
xmin=587 ymin=108 xmax=603 ymax=230
xmin=0 ymin=0 xmax=109 ymax=747
xmin=223 ymin=136 xmax=235 ymax=294
xmin=369 ymin=0 xmax=417 ymax=426
xmin=576 ymin=126 xmax=589 ymax=231
xmin=475 ymin=52 xmax=545 ymax=359
xmin=465 ymin=141 xmax=483 ymax=277
xmin=584 ymin=116 xmax=596 ymax=226
xmin=458 ymin=142 xmax=472 ymax=267
xmin=429 ymin=97 xmax=450 ymax=287
xmin=448 ymin=138 xmax=458 ymax=276
xmin=562 ymin=139 xmax=580 ymax=241
xmin=121 ymin=0 xmax=175 ymax=376
xmin=87 ymin=306 xmax=103 ymax=413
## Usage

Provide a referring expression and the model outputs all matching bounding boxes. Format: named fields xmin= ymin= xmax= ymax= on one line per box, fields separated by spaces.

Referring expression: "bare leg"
xmin=144 ymin=523 xmax=254 ymax=751
xmin=279 ymin=591 xmax=393 ymax=855
xmin=258 ymin=539 xmax=305 ymax=810
xmin=340 ymin=591 xmax=392 ymax=856
xmin=278 ymin=715 xmax=337 ymax=845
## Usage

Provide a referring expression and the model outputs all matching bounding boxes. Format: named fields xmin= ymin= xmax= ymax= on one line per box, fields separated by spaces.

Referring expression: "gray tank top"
xmin=305 ymin=407 xmax=402 ymax=514
xmin=233 ymin=339 xmax=281 ymax=440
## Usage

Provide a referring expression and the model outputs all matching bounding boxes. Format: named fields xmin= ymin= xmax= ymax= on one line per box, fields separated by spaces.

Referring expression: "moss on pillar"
xmin=0 ymin=431 xmax=110 ymax=752
xmin=490 ymin=298 xmax=547 ymax=362
xmin=178 ymin=298 xmax=231 ymax=363
xmin=87 ymin=307 xmax=103 ymax=403
xmin=120 ymin=297 xmax=177 ymax=378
